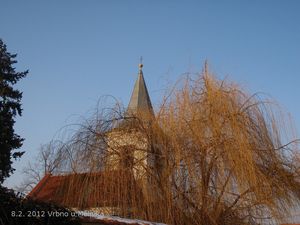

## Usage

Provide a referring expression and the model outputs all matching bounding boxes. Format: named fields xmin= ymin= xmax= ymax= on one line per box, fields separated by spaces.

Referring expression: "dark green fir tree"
xmin=0 ymin=39 xmax=27 ymax=183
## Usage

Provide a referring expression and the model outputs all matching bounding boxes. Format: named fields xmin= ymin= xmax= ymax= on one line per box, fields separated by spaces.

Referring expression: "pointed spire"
xmin=126 ymin=60 xmax=154 ymax=117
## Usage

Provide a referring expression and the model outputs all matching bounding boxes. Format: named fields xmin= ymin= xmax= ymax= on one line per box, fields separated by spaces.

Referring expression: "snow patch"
xmin=76 ymin=210 xmax=167 ymax=225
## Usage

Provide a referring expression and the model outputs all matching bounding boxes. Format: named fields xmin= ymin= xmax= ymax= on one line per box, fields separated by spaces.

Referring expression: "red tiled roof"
xmin=28 ymin=170 xmax=141 ymax=209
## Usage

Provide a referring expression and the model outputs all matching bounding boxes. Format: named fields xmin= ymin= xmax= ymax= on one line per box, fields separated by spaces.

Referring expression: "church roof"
xmin=27 ymin=171 xmax=141 ymax=209
xmin=126 ymin=63 xmax=154 ymax=117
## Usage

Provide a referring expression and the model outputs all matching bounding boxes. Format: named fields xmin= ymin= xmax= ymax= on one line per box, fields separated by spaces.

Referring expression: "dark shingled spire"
xmin=126 ymin=63 xmax=154 ymax=116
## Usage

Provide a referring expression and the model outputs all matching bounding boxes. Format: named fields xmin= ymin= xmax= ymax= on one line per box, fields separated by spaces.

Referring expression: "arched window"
xmin=119 ymin=145 xmax=134 ymax=170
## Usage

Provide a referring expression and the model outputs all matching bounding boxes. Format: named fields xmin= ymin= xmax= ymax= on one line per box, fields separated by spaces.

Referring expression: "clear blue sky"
xmin=1 ymin=1 xmax=300 ymax=189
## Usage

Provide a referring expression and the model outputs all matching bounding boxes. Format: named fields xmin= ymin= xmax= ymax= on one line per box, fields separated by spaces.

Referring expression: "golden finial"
xmin=139 ymin=56 xmax=143 ymax=70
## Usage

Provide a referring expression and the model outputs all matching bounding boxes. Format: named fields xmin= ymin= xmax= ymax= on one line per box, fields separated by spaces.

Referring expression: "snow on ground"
xmin=76 ymin=210 xmax=167 ymax=225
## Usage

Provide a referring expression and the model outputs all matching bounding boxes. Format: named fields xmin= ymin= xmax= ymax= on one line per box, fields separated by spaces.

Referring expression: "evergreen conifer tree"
xmin=0 ymin=39 xmax=27 ymax=183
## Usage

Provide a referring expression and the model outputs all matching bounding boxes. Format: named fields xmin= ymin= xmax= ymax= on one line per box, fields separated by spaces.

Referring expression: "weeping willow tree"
xmin=42 ymin=65 xmax=300 ymax=225
xmin=145 ymin=68 xmax=300 ymax=225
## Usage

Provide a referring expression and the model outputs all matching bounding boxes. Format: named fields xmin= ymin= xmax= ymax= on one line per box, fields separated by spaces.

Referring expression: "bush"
xmin=0 ymin=185 xmax=81 ymax=225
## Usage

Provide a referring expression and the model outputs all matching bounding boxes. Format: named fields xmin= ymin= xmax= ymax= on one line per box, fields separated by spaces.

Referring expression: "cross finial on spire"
xmin=140 ymin=56 xmax=143 ymax=64
xmin=139 ymin=56 xmax=143 ymax=71
xmin=204 ymin=59 xmax=208 ymax=75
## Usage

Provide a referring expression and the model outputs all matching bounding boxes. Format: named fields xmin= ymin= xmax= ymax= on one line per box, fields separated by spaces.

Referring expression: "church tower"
xmin=106 ymin=62 xmax=154 ymax=179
